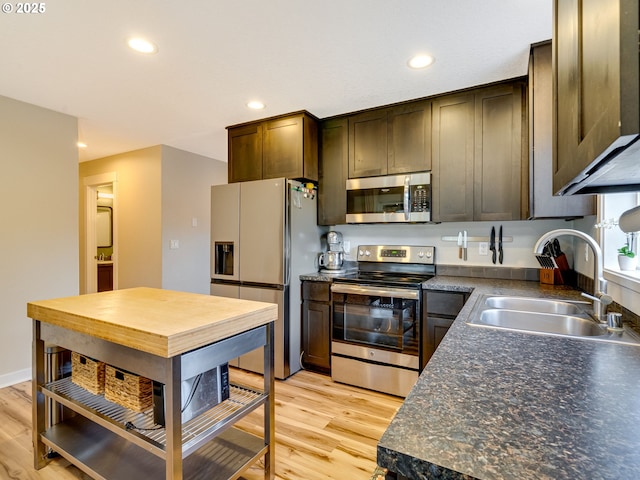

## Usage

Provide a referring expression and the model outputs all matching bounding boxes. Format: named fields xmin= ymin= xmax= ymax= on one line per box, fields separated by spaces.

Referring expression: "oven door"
xmin=331 ymin=283 xmax=420 ymax=355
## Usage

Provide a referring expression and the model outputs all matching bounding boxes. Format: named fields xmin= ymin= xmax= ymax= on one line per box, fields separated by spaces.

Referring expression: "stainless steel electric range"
xmin=330 ymin=245 xmax=435 ymax=397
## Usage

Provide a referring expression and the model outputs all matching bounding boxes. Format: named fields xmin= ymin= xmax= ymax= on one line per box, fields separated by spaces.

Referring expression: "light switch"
xmin=170 ymin=240 xmax=179 ymax=249
xmin=192 ymin=217 xmax=198 ymax=227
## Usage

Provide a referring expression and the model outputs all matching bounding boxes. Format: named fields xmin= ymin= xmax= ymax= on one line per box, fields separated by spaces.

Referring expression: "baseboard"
xmin=0 ymin=368 xmax=31 ymax=389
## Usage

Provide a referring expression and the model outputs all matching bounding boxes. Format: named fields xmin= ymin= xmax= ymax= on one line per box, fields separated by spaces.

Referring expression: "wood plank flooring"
xmin=0 ymin=368 xmax=403 ymax=480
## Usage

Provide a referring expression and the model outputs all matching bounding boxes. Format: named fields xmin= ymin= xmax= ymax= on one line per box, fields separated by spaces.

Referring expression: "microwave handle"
xmin=403 ymin=176 xmax=410 ymax=221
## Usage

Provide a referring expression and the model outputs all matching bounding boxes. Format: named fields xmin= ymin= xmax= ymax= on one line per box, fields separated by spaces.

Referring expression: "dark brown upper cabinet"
xmin=228 ymin=123 xmax=262 ymax=183
xmin=318 ymin=118 xmax=348 ymax=226
xmin=348 ymin=101 xmax=431 ymax=178
xmin=528 ymin=41 xmax=595 ymax=218
xmin=227 ymin=111 xmax=319 ymax=183
xmin=553 ymin=0 xmax=640 ymax=195
xmin=432 ymin=82 xmax=526 ymax=222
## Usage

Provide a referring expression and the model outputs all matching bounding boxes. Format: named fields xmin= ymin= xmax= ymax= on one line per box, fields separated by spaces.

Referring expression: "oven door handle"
xmin=331 ymin=283 xmax=419 ymax=300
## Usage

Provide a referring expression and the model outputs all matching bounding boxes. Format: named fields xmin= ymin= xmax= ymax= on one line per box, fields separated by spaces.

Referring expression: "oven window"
xmin=333 ymin=293 xmax=419 ymax=353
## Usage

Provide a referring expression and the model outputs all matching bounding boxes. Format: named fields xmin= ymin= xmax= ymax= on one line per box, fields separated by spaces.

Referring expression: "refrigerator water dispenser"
xmin=214 ymin=242 xmax=234 ymax=275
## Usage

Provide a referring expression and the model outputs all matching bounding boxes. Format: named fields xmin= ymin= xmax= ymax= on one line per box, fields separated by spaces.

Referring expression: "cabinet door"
xmin=553 ymin=0 xmax=639 ymax=194
xmin=348 ymin=109 xmax=388 ymax=178
xmin=263 ymin=115 xmax=303 ymax=179
xmin=388 ymin=101 xmax=432 ymax=174
xmin=97 ymin=264 xmax=113 ymax=292
xmin=431 ymin=93 xmax=475 ymax=222
xmin=302 ymin=300 xmax=331 ymax=372
xmin=474 ymin=83 xmax=524 ymax=221
xmin=318 ymin=118 xmax=348 ymax=225
xmin=528 ymin=42 xmax=595 ymax=218
xmin=228 ymin=124 xmax=263 ymax=183
xmin=425 ymin=316 xmax=454 ymax=361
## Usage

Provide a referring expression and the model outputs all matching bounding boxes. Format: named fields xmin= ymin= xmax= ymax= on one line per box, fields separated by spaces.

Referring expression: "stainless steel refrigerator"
xmin=210 ymin=178 xmax=323 ymax=379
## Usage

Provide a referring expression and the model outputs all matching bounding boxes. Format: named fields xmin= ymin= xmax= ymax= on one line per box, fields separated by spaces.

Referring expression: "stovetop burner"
xmin=331 ymin=244 xmax=436 ymax=288
xmin=333 ymin=271 xmax=434 ymax=288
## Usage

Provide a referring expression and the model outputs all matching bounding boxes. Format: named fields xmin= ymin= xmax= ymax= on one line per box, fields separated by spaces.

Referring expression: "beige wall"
xmin=0 ymin=95 xmax=78 ymax=387
xmin=79 ymin=145 xmax=227 ymax=295
xmin=79 ymin=146 xmax=163 ymax=291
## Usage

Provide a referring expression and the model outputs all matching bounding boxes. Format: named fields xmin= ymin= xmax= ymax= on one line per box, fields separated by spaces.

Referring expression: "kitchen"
xmin=3 ymin=1 xmax=640 ymax=479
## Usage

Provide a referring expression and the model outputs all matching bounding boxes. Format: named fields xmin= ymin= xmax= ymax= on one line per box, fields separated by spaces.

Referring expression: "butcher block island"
xmin=27 ymin=287 xmax=277 ymax=480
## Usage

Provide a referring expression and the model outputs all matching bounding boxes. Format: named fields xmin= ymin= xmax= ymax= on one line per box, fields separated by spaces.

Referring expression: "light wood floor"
xmin=0 ymin=368 xmax=403 ymax=480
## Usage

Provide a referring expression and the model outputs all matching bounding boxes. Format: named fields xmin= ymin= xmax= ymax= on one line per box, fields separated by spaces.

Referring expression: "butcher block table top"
xmin=27 ymin=287 xmax=278 ymax=358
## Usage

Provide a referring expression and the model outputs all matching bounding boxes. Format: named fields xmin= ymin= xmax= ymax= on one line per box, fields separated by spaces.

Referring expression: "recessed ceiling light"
xmin=127 ymin=37 xmax=158 ymax=54
xmin=408 ymin=54 xmax=435 ymax=69
xmin=77 ymin=142 xmax=87 ymax=148
xmin=247 ymin=100 xmax=266 ymax=110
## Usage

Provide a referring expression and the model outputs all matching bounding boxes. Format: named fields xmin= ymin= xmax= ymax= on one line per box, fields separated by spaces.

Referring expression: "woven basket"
xmin=104 ymin=365 xmax=153 ymax=412
xmin=71 ymin=352 xmax=105 ymax=395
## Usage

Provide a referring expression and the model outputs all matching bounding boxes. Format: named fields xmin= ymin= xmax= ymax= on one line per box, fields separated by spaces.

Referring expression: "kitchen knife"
xmin=463 ymin=230 xmax=468 ymax=261
xmin=490 ymin=226 xmax=496 ymax=264
xmin=498 ymin=225 xmax=503 ymax=264
xmin=457 ymin=231 xmax=463 ymax=259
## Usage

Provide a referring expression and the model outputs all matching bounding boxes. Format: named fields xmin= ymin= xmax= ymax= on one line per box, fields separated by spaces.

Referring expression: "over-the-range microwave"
xmin=346 ymin=172 xmax=431 ymax=223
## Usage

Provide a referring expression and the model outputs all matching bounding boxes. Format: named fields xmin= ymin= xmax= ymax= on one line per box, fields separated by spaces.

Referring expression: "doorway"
xmin=83 ymin=173 xmax=118 ymax=294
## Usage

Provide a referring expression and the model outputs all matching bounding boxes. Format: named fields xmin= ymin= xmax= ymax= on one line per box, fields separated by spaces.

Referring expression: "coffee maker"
xmin=318 ymin=231 xmax=345 ymax=272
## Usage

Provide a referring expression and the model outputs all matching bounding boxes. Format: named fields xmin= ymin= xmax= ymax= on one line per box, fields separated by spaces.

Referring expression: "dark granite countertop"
xmin=377 ymin=276 xmax=640 ymax=480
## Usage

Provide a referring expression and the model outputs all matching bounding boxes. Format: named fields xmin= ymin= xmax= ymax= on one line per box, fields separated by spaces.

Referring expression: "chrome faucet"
xmin=533 ymin=229 xmax=612 ymax=322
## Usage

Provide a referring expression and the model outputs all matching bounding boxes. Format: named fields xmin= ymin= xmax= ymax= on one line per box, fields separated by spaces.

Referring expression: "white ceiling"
xmin=0 ymin=0 xmax=551 ymax=163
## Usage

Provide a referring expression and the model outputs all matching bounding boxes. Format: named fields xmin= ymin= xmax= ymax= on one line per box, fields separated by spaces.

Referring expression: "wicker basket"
xmin=104 ymin=365 xmax=153 ymax=412
xmin=71 ymin=352 xmax=105 ymax=395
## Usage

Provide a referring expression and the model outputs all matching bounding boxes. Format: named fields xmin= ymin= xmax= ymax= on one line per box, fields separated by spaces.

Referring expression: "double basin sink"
xmin=468 ymin=295 xmax=640 ymax=345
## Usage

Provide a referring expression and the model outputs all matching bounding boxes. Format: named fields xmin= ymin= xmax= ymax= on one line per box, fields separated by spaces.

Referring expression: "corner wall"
xmin=79 ymin=146 xmax=163 ymax=291
xmin=161 ymin=146 xmax=227 ymax=294
xmin=0 ymin=95 xmax=78 ymax=387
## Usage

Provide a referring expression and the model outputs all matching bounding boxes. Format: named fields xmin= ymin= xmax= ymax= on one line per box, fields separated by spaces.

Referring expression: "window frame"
xmin=599 ymin=193 xmax=640 ymax=293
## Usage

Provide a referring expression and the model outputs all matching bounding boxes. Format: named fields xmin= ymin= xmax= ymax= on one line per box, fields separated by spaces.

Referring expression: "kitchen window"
xmin=599 ymin=192 xmax=640 ymax=283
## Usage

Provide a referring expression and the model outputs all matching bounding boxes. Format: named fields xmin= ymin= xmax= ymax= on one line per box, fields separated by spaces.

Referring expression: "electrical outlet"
xmin=479 ymin=242 xmax=488 ymax=256
xmin=343 ymin=240 xmax=351 ymax=254
xmin=170 ymin=240 xmax=179 ymax=249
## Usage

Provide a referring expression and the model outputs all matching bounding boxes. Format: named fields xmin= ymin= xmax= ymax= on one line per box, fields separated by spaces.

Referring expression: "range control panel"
xmin=356 ymin=245 xmax=435 ymax=264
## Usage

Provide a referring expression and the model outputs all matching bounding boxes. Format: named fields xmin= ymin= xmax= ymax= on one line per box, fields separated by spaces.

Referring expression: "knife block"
xmin=539 ymin=268 xmax=563 ymax=285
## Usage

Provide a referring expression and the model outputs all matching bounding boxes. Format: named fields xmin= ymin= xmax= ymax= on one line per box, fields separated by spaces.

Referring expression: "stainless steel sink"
xmin=467 ymin=294 xmax=640 ymax=344
xmin=485 ymin=296 xmax=585 ymax=315
xmin=476 ymin=309 xmax=605 ymax=337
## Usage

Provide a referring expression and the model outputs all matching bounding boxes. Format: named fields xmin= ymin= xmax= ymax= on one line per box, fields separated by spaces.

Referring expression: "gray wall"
xmin=0 ymin=95 xmax=78 ymax=387
xmin=161 ymin=145 xmax=227 ymax=294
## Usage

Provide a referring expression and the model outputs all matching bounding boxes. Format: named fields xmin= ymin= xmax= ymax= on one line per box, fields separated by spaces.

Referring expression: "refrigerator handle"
xmin=284 ymin=183 xmax=292 ymax=285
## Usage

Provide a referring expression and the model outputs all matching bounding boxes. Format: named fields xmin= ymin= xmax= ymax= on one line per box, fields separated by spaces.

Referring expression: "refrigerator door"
xmin=238 ymin=285 xmax=287 ymax=379
xmin=210 ymin=282 xmax=241 ymax=367
xmin=211 ymin=184 xmax=240 ymax=282
xmin=239 ymin=178 xmax=286 ymax=285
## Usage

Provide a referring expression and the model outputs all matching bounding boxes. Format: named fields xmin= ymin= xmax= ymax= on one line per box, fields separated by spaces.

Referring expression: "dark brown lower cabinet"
xmin=424 ymin=290 xmax=469 ymax=362
xmin=97 ymin=263 xmax=113 ymax=292
xmin=301 ymin=281 xmax=331 ymax=373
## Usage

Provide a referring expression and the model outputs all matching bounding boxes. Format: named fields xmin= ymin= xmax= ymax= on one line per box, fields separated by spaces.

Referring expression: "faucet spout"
xmin=533 ymin=229 xmax=609 ymax=322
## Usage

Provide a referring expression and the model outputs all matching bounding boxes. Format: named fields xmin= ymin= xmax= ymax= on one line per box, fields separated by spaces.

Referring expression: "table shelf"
xmin=41 ymin=377 xmax=267 ymax=458
xmin=42 ymin=415 xmax=266 ymax=480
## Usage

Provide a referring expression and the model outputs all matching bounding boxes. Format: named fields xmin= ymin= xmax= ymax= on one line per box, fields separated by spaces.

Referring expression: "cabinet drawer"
xmin=302 ymin=281 xmax=331 ymax=302
xmin=425 ymin=291 xmax=467 ymax=317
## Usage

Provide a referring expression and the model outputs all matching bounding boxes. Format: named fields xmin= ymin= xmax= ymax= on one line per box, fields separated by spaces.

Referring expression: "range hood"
xmin=557 ymin=134 xmax=640 ymax=196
